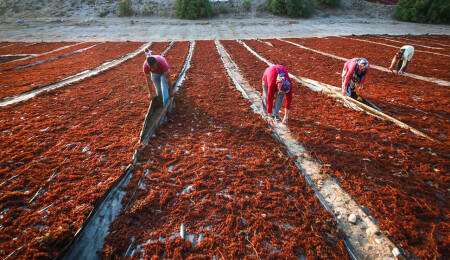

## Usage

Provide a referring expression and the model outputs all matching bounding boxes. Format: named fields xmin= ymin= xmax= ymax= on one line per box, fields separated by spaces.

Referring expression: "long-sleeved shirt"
xmin=341 ymin=58 xmax=370 ymax=94
xmin=263 ymin=65 xmax=293 ymax=114
xmin=143 ymin=55 xmax=170 ymax=74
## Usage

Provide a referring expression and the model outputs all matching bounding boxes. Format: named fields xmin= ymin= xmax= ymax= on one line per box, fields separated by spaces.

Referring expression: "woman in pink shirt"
xmin=143 ymin=48 xmax=173 ymax=106
xmin=341 ymin=58 xmax=370 ymax=99
xmin=262 ymin=65 xmax=293 ymax=125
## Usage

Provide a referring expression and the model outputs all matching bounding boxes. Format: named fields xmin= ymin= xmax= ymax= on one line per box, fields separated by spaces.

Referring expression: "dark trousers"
xmin=396 ymin=60 xmax=409 ymax=73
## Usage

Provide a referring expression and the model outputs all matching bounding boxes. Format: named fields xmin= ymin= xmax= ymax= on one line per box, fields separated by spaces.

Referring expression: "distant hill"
xmin=0 ymin=0 xmax=396 ymax=20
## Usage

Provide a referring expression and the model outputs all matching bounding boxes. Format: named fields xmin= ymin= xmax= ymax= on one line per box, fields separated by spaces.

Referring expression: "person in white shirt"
xmin=389 ymin=45 xmax=414 ymax=75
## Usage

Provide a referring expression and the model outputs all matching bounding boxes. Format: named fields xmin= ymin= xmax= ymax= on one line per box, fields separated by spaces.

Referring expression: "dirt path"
xmin=1 ymin=16 xmax=449 ymax=42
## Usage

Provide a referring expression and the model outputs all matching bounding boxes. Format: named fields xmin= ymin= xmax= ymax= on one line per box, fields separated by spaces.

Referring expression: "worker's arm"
xmin=283 ymin=86 xmax=292 ymax=124
xmin=388 ymin=56 xmax=397 ymax=72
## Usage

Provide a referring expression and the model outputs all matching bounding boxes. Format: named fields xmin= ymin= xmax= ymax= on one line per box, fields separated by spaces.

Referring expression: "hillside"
xmin=0 ymin=0 xmax=396 ymax=20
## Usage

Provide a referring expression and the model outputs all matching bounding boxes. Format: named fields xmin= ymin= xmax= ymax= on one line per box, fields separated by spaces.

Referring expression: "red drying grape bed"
xmin=221 ymin=37 xmax=449 ymax=259
xmin=351 ymin=34 xmax=450 ymax=56
xmin=251 ymin=37 xmax=449 ymax=145
xmin=0 ymin=42 xmax=78 ymax=55
xmin=100 ymin=40 xmax=349 ymax=259
xmin=0 ymin=35 xmax=448 ymax=259
xmin=0 ymin=42 xmax=144 ymax=100
xmin=0 ymin=41 xmax=190 ymax=259
xmin=0 ymin=42 xmax=97 ymax=71
xmin=288 ymin=36 xmax=450 ymax=81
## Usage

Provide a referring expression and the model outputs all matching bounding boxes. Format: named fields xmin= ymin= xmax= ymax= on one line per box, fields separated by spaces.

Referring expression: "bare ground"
xmin=1 ymin=15 xmax=449 ymax=42
xmin=0 ymin=0 xmax=449 ymax=42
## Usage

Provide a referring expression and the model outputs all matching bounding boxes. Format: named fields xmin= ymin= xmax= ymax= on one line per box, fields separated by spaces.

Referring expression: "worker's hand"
xmin=389 ymin=66 xmax=394 ymax=72
xmin=358 ymin=84 xmax=364 ymax=92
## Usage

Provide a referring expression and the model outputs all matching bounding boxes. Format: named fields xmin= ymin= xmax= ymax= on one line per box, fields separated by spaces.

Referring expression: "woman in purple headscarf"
xmin=262 ymin=65 xmax=293 ymax=125
xmin=341 ymin=58 xmax=370 ymax=99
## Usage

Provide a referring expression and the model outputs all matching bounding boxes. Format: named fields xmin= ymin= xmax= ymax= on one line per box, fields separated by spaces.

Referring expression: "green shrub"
xmin=99 ymin=9 xmax=109 ymax=17
xmin=316 ymin=0 xmax=339 ymax=8
xmin=118 ymin=0 xmax=133 ymax=16
xmin=0 ymin=4 xmax=6 ymax=16
xmin=141 ymin=5 xmax=150 ymax=15
xmin=267 ymin=0 xmax=315 ymax=17
xmin=212 ymin=2 xmax=231 ymax=14
xmin=222 ymin=2 xmax=231 ymax=12
xmin=394 ymin=0 xmax=449 ymax=24
xmin=286 ymin=0 xmax=315 ymax=17
xmin=243 ymin=0 xmax=252 ymax=11
xmin=268 ymin=0 xmax=285 ymax=15
xmin=175 ymin=0 xmax=212 ymax=19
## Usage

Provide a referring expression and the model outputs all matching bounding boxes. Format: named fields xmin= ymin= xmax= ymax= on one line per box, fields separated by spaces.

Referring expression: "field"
xmin=0 ymin=35 xmax=448 ymax=259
